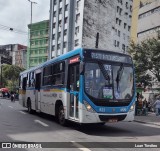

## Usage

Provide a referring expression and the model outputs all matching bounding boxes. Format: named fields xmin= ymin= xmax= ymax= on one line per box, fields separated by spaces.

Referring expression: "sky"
xmin=0 ymin=0 xmax=50 ymax=46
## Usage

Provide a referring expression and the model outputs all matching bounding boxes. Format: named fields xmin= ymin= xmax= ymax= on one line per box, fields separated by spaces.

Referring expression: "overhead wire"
xmin=0 ymin=24 xmax=28 ymax=35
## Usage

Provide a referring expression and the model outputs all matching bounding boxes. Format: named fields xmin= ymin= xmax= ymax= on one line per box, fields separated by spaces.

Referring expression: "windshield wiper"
xmin=98 ymin=63 xmax=110 ymax=85
xmin=116 ymin=63 xmax=124 ymax=91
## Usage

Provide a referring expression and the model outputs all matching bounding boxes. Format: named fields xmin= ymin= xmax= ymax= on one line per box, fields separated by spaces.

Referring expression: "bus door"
xmin=22 ymin=76 xmax=27 ymax=106
xmin=68 ymin=63 xmax=80 ymax=120
xmin=35 ymin=73 xmax=41 ymax=110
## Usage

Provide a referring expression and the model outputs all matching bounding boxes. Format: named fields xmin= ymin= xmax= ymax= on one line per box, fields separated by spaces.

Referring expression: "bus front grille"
xmin=99 ymin=115 xmax=127 ymax=122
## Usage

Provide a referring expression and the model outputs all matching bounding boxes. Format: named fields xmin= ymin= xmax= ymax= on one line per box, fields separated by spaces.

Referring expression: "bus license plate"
xmin=108 ymin=119 xmax=118 ymax=123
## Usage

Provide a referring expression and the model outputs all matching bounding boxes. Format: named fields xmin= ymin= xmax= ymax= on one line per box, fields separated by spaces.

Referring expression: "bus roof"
xmin=20 ymin=47 xmax=83 ymax=75
xmin=20 ymin=47 xmax=132 ymax=75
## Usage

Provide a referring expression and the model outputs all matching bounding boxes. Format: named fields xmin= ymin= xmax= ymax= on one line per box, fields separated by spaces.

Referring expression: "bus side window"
xmin=22 ymin=77 xmax=27 ymax=90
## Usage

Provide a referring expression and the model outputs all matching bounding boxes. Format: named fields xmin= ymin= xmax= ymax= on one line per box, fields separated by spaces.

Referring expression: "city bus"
xmin=19 ymin=48 xmax=136 ymax=126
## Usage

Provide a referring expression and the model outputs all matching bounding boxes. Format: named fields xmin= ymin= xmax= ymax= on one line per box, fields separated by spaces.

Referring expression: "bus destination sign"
xmin=84 ymin=50 xmax=132 ymax=64
xmin=69 ymin=56 xmax=79 ymax=64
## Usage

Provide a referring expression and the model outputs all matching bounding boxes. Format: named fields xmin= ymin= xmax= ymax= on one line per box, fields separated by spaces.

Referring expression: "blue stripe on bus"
xmin=82 ymin=91 xmax=136 ymax=114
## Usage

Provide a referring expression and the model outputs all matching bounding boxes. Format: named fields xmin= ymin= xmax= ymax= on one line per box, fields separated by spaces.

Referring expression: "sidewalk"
xmin=134 ymin=112 xmax=160 ymax=126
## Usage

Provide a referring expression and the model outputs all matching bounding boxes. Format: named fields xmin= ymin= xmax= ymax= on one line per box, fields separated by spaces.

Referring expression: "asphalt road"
xmin=0 ymin=98 xmax=160 ymax=151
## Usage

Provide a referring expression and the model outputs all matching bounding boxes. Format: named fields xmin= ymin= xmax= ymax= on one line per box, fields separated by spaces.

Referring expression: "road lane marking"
xmin=19 ymin=111 xmax=26 ymax=114
xmin=34 ymin=120 xmax=49 ymax=127
xmin=9 ymin=106 xmax=13 ymax=108
xmin=71 ymin=141 xmax=91 ymax=151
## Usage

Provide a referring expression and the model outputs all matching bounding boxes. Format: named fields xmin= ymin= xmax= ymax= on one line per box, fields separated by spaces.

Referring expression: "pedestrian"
xmin=10 ymin=92 xmax=15 ymax=102
xmin=148 ymin=101 xmax=151 ymax=112
xmin=153 ymin=97 xmax=160 ymax=116
xmin=142 ymin=98 xmax=148 ymax=115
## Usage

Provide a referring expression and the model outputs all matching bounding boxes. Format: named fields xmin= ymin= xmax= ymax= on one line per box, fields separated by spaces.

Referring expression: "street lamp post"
xmin=28 ymin=0 xmax=37 ymax=24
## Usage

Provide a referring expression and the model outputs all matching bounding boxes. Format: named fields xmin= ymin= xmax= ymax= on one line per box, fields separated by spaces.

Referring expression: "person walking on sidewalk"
xmin=153 ymin=97 xmax=160 ymax=116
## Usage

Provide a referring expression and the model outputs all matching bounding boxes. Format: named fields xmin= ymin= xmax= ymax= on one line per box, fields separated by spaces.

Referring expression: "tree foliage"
xmin=2 ymin=64 xmax=25 ymax=90
xmin=128 ymin=38 xmax=160 ymax=87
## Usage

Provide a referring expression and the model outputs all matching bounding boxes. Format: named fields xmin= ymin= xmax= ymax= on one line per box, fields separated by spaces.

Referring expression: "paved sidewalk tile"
xmin=134 ymin=112 xmax=160 ymax=126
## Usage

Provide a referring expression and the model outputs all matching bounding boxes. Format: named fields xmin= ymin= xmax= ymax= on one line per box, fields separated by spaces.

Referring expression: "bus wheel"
xmin=58 ymin=105 xmax=67 ymax=126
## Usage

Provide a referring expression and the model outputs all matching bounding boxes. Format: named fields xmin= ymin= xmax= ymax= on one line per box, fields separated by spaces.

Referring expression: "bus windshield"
xmin=84 ymin=62 xmax=133 ymax=100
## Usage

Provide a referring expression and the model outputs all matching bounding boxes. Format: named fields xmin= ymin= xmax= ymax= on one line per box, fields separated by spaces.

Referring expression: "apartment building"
xmin=137 ymin=0 xmax=160 ymax=42
xmin=49 ymin=0 xmax=133 ymax=59
xmin=0 ymin=44 xmax=27 ymax=68
xmin=27 ymin=20 xmax=49 ymax=68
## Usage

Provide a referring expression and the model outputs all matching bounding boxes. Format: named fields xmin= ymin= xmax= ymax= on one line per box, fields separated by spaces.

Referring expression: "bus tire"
xmin=27 ymin=100 xmax=33 ymax=114
xmin=58 ymin=105 xmax=67 ymax=126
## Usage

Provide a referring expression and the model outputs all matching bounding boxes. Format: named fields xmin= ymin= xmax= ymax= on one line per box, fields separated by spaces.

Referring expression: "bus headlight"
xmin=84 ymin=100 xmax=95 ymax=113
xmin=129 ymin=104 xmax=135 ymax=112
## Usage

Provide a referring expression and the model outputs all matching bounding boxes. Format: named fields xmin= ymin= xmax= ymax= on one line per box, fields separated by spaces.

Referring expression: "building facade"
xmin=49 ymin=0 xmax=133 ymax=59
xmin=27 ymin=20 xmax=49 ymax=69
xmin=0 ymin=44 xmax=27 ymax=68
xmin=137 ymin=0 xmax=160 ymax=42
xmin=12 ymin=44 xmax=27 ymax=69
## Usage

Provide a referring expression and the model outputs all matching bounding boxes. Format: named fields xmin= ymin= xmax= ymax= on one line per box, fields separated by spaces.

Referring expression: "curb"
xmin=134 ymin=120 xmax=160 ymax=127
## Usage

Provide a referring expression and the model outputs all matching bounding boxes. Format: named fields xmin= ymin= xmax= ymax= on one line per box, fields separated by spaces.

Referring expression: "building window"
xmin=63 ymin=42 xmax=67 ymax=48
xmin=117 ymin=41 xmax=120 ymax=47
xmin=53 ymin=11 xmax=56 ymax=17
xmin=118 ymin=30 xmax=120 ymax=37
xmin=53 ymin=23 xmax=56 ymax=29
xmin=124 ymin=23 xmax=127 ymax=29
xmin=75 ymin=26 xmax=79 ymax=35
xmin=116 ymin=18 xmax=118 ymax=24
xmin=76 ymin=13 xmax=80 ymax=23
xmin=119 ymin=8 xmax=122 ymax=15
xmin=75 ymin=39 xmax=79 ymax=46
xmin=59 ymin=20 xmax=62 ymax=28
xmin=77 ymin=0 xmax=81 ymax=11
xmin=123 ymin=33 xmax=125 ymax=40
xmin=114 ymin=40 xmax=116 ymax=47
xmin=130 ymin=5 xmax=132 ymax=12
xmin=128 ymin=26 xmax=131 ymax=32
xmin=58 ymin=32 xmax=61 ymax=40
xmin=57 ymin=44 xmax=60 ymax=50
xmin=64 ymin=29 xmax=67 ymax=36
xmin=52 ymin=34 xmax=55 ymax=40
xmin=122 ymin=44 xmax=125 ymax=51
xmin=54 ymin=0 xmax=57 ymax=5
xmin=119 ymin=19 xmax=122 ymax=26
xmin=64 ymin=17 xmax=68 ymax=24
xmin=59 ymin=8 xmax=62 ymax=14
xmin=65 ymin=4 xmax=68 ymax=11
xmin=126 ymin=2 xmax=128 ymax=9
xmin=117 ymin=6 xmax=119 ymax=13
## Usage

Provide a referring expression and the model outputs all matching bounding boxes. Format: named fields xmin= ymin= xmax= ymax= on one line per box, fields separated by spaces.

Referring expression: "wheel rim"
xmin=59 ymin=107 xmax=65 ymax=125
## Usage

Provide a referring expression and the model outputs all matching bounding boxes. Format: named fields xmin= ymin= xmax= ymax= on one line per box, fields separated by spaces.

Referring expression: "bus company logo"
xmin=120 ymin=108 xmax=127 ymax=112
xmin=69 ymin=56 xmax=79 ymax=64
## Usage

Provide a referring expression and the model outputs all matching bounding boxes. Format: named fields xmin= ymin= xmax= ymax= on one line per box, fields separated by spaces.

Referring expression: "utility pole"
xmin=27 ymin=0 xmax=37 ymax=68
xmin=28 ymin=0 xmax=37 ymax=24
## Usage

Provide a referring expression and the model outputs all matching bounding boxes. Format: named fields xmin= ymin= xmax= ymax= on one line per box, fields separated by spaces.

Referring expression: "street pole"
xmin=28 ymin=0 xmax=37 ymax=24
xmin=27 ymin=0 xmax=37 ymax=68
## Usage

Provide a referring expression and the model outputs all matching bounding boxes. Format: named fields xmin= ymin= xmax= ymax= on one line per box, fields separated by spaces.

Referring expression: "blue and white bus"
xmin=19 ymin=48 xmax=135 ymax=125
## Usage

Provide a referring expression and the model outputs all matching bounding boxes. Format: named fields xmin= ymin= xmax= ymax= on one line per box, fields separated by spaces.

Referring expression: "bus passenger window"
xmin=22 ymin=77 xmax=27 ymax=90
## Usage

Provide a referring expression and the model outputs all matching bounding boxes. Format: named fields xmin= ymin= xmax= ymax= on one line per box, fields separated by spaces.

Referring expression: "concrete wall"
xmin=82 ymin=0 xmax=115 ymax=50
